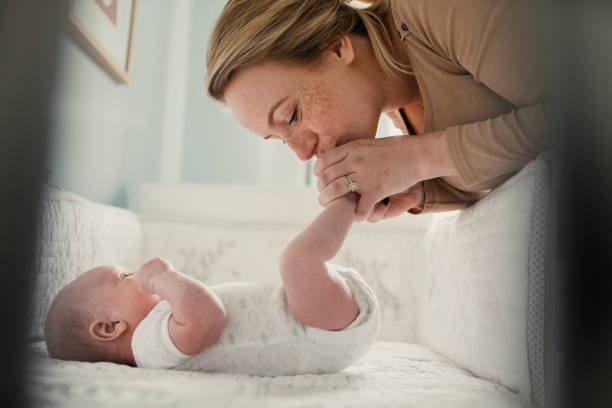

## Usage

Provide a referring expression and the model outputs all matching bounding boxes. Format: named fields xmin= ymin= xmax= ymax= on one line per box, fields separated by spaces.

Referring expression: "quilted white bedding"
xmin=26 ymin=341 xmax=526 ymax=408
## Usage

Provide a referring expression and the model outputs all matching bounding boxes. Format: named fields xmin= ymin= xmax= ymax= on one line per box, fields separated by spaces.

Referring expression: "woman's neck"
xmin=378 ymin=12 xmax=422 ymax=112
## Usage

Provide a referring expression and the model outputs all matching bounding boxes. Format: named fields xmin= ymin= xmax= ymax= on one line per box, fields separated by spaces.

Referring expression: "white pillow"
xmin=28 ymin=187 xmax=143 ymax=341
xmin=417 ymin=158 xmax=549 ymax=405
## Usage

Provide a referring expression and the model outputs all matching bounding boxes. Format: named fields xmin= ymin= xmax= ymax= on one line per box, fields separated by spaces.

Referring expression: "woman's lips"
xmin=314 ymin=135 xmax=352 ymax=158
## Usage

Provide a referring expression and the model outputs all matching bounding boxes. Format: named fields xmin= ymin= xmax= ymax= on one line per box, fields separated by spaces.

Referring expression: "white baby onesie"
xmin=131 ymin=263 xmax=380 ymax=376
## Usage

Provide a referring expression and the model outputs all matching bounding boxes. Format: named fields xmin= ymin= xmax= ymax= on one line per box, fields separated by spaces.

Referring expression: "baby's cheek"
xmin=129 ymin=290 xmax=160 ymax=319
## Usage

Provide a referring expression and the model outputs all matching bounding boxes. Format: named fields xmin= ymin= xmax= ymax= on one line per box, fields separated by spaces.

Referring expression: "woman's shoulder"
xmin=391 ymin=0 xmax=525 ymax=31
xmin=388 ymin=0 xmax=457 ymax=56
xmin=389 ymin=0 xmax=530 ymax=62
xmin=391 ymin=0 xmax=510 ymax=19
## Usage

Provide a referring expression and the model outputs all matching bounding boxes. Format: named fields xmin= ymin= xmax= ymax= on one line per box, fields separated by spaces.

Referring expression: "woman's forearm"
xmin=411 ymin=130 xmax=459 ymax=181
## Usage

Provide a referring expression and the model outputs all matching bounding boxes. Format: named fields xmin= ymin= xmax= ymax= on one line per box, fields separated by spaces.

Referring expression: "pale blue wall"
xmin=48 ymin=0 xmax=309 ymax=212
xmin=48 ymin=1 xmax=175 ymax=210
xmin=180 ymin=0 xmax=309 ymax=187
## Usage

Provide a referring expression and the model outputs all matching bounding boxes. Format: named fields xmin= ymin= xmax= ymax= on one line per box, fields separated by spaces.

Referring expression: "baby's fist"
xmin=135 ymin=257 xmax=174 ymax=294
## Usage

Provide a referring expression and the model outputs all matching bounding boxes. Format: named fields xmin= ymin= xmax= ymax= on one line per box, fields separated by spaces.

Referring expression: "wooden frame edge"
xmin=66 ymin=0 xmax=138 ymax=84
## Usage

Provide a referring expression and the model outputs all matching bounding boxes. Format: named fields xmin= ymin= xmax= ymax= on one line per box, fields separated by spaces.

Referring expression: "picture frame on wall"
xmin=67 ymin=0 xmax=138 ymax=83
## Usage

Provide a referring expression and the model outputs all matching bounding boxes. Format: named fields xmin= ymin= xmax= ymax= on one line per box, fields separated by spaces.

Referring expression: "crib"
xmin=25 ymin=156 xmax=557 ymax=408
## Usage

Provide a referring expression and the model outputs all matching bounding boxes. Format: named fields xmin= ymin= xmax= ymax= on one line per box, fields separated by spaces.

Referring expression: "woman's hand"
xmin=313 ymin=135 xmax=421 ymax=221
xmin=314 ymin=130 xmax=455 ymax=221
xmin=366 ymin=182 xmax=424 ymax=222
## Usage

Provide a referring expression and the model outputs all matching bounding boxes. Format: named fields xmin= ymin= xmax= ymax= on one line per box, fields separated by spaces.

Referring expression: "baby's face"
xmin=73 ymin=265 xmax=160 ymax=327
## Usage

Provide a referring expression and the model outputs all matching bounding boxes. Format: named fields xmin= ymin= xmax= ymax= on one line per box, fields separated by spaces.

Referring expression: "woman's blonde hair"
xmin=206 ymin=0 xmax=405 ymax=102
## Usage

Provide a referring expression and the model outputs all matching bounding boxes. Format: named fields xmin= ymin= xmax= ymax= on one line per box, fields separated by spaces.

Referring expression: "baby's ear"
xmin=89 ymin=319 xmax=128 ymax=342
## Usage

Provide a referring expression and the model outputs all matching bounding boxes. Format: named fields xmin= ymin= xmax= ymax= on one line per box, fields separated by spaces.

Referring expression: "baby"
xmin=44 ymin=193 xmax=380 ymax=375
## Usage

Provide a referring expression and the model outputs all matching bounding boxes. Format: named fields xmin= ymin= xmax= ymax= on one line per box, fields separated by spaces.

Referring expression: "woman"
xmin=206 ymin=0 xmax=553 ymax=222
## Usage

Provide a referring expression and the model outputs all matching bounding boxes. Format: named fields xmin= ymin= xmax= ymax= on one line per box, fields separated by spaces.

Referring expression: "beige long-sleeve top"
xmin=386 ymin=0 xmax=553 ymax=212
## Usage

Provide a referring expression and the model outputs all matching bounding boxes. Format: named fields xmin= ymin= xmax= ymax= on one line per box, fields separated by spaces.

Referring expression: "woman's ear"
xmin=329 ymin=34 xmax=356 ymax=66
xmin=89 ymin=319 xmax=128 ymax=342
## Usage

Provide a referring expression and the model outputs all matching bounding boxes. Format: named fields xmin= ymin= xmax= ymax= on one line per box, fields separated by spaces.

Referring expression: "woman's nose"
xmin=287 ymin=131 xmax=317 ymax=161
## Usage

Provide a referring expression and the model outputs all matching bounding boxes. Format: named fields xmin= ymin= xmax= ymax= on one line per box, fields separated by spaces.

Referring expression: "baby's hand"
xmin=135 ymin=257 xmax=174 ymax=294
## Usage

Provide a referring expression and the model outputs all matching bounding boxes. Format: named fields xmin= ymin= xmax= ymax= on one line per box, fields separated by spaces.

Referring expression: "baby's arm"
xmin=136 ymin=258 xmax=227 ymax=355
xmin=279 ymin=193 xmax=359 ymax=330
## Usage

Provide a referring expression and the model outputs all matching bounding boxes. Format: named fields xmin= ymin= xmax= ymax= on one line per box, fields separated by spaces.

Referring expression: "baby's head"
xmin=44 ymin=265 xmax=159 ymax=364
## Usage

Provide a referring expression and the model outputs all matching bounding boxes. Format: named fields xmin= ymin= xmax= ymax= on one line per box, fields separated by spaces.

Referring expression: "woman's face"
xmin=224 ymin=35 xmax=384 ymax=161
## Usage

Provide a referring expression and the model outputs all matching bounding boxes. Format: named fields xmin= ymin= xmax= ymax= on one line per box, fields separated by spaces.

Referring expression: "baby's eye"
xmin=119 ymin=272 xmax=133 ymax=281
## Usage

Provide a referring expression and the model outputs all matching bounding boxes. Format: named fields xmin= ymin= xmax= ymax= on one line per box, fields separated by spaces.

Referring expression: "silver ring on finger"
xmin=346 ymin=175 xmax=357 ymax=193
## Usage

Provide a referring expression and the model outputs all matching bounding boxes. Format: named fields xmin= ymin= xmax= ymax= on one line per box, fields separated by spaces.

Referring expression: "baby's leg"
xmin=279 ymin=194 xmax=359 ymax=331
xmin=280 ymin=256 xmax=358 ymax=331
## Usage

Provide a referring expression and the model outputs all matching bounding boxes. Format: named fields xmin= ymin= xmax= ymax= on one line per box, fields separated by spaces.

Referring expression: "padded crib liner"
xmin=418 ymin=158 xmax=549 ymax=403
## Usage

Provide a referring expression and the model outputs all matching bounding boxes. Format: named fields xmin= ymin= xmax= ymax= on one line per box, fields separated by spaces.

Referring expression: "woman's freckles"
xmin=301 ymin=83 xmax=338 ymax=135
xmin=308 ymin=84 xmax=331 ymax=113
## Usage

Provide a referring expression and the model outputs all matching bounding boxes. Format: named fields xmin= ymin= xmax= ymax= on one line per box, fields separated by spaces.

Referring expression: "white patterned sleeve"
xmin=131 ymin=300 xmax=191 ymax=369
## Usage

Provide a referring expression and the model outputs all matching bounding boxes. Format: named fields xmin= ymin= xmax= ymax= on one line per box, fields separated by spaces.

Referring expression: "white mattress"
xmin=26 ymin=341 xmax=526 ymax=408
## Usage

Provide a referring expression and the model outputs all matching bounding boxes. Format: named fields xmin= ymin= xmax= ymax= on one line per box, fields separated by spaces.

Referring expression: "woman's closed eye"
xmin=288 ymin=106 xmax=298 ymax=126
